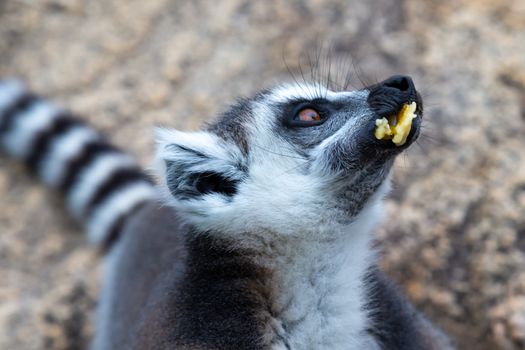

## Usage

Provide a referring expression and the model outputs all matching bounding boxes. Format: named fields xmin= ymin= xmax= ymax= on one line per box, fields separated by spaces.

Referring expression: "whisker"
xmin=307 ymin=50 xmax=318 ymax=98
xmin=351 ymin=59 xmax=372 ymax=90
xmin=414 ymin=140 xmax=430 ymax=157
xmin=277 ymin=162 xmax=307 ymax=177
xmin=298 ymin=55 xmax=315 ymax=100
xmin=324 ymin=44 xmax=333 ymax=97
xmin=251 ymin=143 xmax=307 ymax=161
xmin=418 ymin=133 xmax=447 ymax=147
xmin=283 ymin=52 xmax=312 ymax=99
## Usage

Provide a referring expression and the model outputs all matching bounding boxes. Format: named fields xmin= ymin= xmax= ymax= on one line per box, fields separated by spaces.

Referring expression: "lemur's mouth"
xmin=374 ymin=102 xmax=418 ymax=146
xmin=366 ymin=75 xmax=423 ymax=150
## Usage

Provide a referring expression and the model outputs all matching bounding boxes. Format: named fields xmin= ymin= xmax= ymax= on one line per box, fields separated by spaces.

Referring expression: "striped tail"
xmin=0 ymin=79 xmax=157 ymax=248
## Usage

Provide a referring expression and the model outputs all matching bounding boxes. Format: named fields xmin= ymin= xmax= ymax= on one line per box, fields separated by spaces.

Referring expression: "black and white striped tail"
xmin=0 ymin=79 xmax=157 ymax=247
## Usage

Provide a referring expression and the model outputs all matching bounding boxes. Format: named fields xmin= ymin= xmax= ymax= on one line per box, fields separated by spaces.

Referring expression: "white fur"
xmin=2 ymin=101 xmax=61 ymax=159
xmin=38 ymin=126 xmax=100 ymax=187
xmin=0 ymin=79 xmax=25 ymax=113
xmin=268 ymin=83 xmax=363 ymax=103
xmin=269 ymin=182 xmax=389 ymax=350
xmin=156 ymin=128 xmax=231 ymax=160
xmin=86 ymin=182 xmax=157 ymax=244
xmin=67 ymin=153 xmax=135 ymax=219
xmin=155 ymin=128 xmax=246 ymax=177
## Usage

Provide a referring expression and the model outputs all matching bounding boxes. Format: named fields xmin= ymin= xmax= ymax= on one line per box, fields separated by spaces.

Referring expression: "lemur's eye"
xmin=297 ymin=108 xmax=322 ymax=122
xmin=287 ymin=106 xmax=326 ymax=127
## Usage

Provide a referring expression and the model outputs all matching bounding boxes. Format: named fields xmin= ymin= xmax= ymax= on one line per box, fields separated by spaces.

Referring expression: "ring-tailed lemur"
xmin=0 ymin=76 xmax=453 ymax=349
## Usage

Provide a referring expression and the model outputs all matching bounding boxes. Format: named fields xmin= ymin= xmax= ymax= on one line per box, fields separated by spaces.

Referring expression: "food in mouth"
xmin=374 ymin=102 xmax=417 ymax=146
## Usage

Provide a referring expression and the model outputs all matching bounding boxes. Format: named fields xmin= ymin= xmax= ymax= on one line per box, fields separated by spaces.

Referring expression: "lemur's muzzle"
xmin=367 ymin=75 xmax=423 ymax=149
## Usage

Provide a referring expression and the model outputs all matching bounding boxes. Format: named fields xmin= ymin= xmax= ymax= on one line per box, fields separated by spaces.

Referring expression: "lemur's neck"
xmin=259 ymin=225 xmax=376 ymax=349
xmin=176 ymin=217 xmax=378 ymax=349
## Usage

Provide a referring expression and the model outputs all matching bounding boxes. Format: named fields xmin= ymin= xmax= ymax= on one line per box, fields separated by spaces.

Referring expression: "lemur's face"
xmin=156 ymin=76 xmax=422 ymax=236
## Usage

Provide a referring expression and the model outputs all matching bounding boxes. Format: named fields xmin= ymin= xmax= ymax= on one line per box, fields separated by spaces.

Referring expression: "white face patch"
xmin=268 ymin=82 xmax=365 ymax=104
xmin=155 ymin=83 xmax=383 ymax=239
xmin=157 ymin=85 xmax=382 ymax=235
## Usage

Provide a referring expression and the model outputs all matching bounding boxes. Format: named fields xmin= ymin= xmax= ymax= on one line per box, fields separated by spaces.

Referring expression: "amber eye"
xmin=297 ymin=108 xmax=322 ymax=122
xmin=286 ymin=105 xmax=326 ymax=127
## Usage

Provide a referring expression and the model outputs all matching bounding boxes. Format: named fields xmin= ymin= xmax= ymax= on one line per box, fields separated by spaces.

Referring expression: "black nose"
xmin=367 ymin=75 xmax=418 ymax=117
xmin=381 ymin=75 xmax=415 ymax=94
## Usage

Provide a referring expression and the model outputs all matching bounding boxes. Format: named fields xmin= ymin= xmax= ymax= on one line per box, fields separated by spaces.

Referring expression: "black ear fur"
xmin=165 ymin=160 xmax=241 ymax=200
xmin=191 ymin=171 xmax=238 ymax=196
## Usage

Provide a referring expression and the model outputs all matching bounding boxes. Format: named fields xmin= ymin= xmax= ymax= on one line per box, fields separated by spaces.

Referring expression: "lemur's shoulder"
xmin=99 ymin=202 xmax=277 ymax=350
xmin=366 ymin=268 xmax=454 ymax=350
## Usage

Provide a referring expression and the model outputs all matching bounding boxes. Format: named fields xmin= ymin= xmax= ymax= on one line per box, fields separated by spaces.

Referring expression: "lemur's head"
xmin=156 ymin=75 xmax=422 ymax=238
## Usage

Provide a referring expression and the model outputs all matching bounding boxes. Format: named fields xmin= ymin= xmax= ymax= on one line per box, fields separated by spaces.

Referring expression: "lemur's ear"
xmin=155 ymin=128 xmax=247 ymax=201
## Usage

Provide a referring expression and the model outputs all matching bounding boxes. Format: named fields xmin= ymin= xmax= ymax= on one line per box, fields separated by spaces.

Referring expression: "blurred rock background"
xmin=0 ymin=0 xmax=524 ymax=349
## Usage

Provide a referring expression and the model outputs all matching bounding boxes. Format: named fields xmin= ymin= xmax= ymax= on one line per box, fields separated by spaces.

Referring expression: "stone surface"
xmin=0 ymin=0 xmax=524 ymax=349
